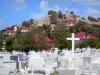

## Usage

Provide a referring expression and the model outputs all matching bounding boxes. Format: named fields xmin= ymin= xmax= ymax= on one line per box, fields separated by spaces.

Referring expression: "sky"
xmin=0 ymin=0 xmax=100 ymax=29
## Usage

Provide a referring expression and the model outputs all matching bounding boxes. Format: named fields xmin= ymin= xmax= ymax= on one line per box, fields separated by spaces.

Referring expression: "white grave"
xmin=0 ymin=65 xmax=9 ymax=75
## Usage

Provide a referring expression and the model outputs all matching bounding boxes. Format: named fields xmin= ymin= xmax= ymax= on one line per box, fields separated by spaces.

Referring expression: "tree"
xmin=51 ymin=22 xmax=71 ymax=49
xmin=21 ymin=26 xmax=49 ymax=51
xmin=74 ymin=21 xmax=89 ymax=33
xmin=96 ymin=40 xmax=100 ymax=49
xmin=0 ymin=31 xmax=5 ymax=43
xmin=58 ymin=11 xmax=63 ymax=19
xmin=0 ymin=31 xmax=5 ymax=50
xmin=76 ymin=39 xmax=98 ymax=48
xmin=70 ymin=11 xmax=74 ymax=15
xmin=22 ymin=27 xmax=38 ymax=49
xmin=30 ymin=19 xmax=34 ymax=24
xmin=83 ymin=24 xmax=100 ymax=38
xmin=48 ymin=10 xmax=58 ymax=24
xmin=63 ymin=14 xmax=66 ymax=19
xmin=88 ymin=16 xmax=97 ymax=22
xmin=22 ymin=20 xmax=29 ymax=26
xmin=66 ymin=10 xmax=69 ymax=14
xmin=82 ymin=17 xmax=85 ymax=20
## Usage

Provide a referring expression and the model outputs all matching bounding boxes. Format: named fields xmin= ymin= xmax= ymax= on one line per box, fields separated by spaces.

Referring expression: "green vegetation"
xmin=1 ymin=10 xmax=100 ymax=52
xmin=76 ymin=39 xmax=100 ymax=48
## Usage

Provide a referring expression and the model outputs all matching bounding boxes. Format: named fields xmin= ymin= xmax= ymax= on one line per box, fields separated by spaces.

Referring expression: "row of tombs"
xmin=0 ymin=48 xmax=100 ymax=75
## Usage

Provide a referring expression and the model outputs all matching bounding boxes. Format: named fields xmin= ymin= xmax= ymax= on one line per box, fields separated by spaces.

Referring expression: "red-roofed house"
xmin=13 ymin=25 xmax=22 ymax=29
xmin=65 ymin=14 xmax=76 ymax=26
xmin=33 ymin=34 xmax=55 ymax=47
xmin=21 ymin=26 xmax=29 ymax=32
xmin=75 ymin=32 xmax=97 ymax=40
xmin=44 ymin=36 xmax=55 ymax=46
xmin=49 ymin=24 xmax=56 ymax=30
xmin=2 ymin=27 xmax=14 ymax=35
xmin=13 ymin=25 xmax=29 ymax=32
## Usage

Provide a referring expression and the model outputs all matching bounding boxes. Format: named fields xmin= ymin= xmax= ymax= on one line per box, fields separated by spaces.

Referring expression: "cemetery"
xmin=0 ymin=1 xmax=100 ymax=75
xmin=0 ymin=33 xmax=100 ymax=75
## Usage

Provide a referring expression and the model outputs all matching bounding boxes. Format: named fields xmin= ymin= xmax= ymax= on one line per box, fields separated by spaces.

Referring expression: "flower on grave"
xmin=16 ymin=69 xmax=20 ymax=73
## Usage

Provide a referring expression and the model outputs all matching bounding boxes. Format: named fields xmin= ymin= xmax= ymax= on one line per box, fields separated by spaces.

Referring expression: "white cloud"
xmin=15 ymin=5 xmax=27 ymax=11
xmin=53 ymin=5 xmax=60 ymax=12
xmin=39 ymin=0 xmax=48 ymax=10
xmin=15 ymin=0 xmax=25 ymax=4
xmin=30 ymin=0 xmax=60 ymax=20
xmin=39 ymin=0 xmax=60 ymax=12
xmin=13 ymin=0 xmax=27 ymax=11
xmin=72 ymin=0 xmax=100 ymax=6
xmin=30 ymin=12 xmax=47 ymax=20
xmin=85 ymin=8 xmax=100 ymax=18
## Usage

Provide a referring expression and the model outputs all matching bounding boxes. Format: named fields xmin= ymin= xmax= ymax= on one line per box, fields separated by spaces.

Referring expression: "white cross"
xmin=1 ymin=46 xmax=5 ymax=51
xmin=66 ymin=33 xmax=80 ymax=58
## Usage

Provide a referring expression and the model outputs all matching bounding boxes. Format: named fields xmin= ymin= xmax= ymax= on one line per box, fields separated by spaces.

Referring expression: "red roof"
xmin=66 ymin=20 xmax=75 ymax=25
xmin=6 ymin=29 xmax=14 ymax=33
xmin=44 ymin=36 xmax=55 ymax=46
xmin=75 ymin=32 xmax=96 ymax=40
xmin=44 ymin=36 xmax=54 ymax=42
xmin=2 ymin=29 xmax=14 ymax=33
xmin=2 ymin=27 xmax=11 ymax=30
xmin=33 ymin=34 xmax=55 ymax=47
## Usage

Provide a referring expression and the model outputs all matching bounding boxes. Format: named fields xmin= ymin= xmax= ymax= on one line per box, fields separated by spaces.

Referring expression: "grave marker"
xmin=66 ymin=33 xmax=80 ymax=58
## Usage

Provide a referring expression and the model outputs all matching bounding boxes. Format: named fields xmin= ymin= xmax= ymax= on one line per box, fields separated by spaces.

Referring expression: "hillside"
xmin=81 ymin=19 xmax=100 ymax=25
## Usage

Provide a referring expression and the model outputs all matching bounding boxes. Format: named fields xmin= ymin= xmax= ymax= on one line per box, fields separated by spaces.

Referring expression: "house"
xmin=21 ymin=26 xmax=29 ymax=32
xmin=44 ymin=36 xmax=55 ymax=47
xmin=2 ymin=27 xmax=14 ymax=35
xmin=33 ymin=34 xmax=55 ymax=47
xmin=64 ymin=14 xmax=76 ymax=26
xmin=2 ymin=25 xmax=29 ymax=35
xmin=13 ymin=25 xmax=22 ymax=29
xmin=13 ymin=25 xmax=29 ymax=32
xmin=49 ymin=24 xmax=56 ymax=30
xmin=75 ymin=32 xmax=97 ymax=40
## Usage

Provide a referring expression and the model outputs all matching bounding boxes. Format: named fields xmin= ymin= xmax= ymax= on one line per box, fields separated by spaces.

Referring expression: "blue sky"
xmin=0 ymin=0 xmax=100 ymax=29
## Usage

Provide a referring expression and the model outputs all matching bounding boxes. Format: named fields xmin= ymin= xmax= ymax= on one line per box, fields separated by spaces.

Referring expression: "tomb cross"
xmin=1 ymin=46 xmax=5 ymax=51
xmin=66 ymin=33 xmax=80 ymax=58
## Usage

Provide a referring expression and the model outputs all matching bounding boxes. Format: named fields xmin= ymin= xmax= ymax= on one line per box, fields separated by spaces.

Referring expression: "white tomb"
xmin=0 ymin=65 xmax=10 ymax=75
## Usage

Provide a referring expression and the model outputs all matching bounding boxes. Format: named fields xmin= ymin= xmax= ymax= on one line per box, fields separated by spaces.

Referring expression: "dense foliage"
xmin=1 ymin=10 xmax=100 ymax=51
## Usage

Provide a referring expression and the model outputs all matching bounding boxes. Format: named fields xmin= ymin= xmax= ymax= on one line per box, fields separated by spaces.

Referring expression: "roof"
xmin=75 ymin=32 xmax=96 ymax=40
xmin=3 ymin=29 xmax=14 ymax=33
xmin=44 ymin=36 xmax=55 ymax=46
xmin=2 ymin=27 xmax=14 ymax=33
xmin=2 ymin=27 xmax=11 ymax=31
xmin=44 ymin=36 xmax=54 ymax=43
xmin=33 ymin=34 xmax=55 ymax=47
